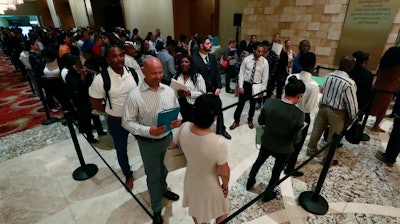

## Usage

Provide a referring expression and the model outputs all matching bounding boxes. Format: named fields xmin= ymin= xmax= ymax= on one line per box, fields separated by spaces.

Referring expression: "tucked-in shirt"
xmin=238 ymin=54 xmax=269 ymax=89
xmin=89 ymin=66 xmax=138 ymax=117
xmin=122 ymin=82 xmax=179 ymax=139
xmin=287 ymin=71 xmax=320 ymax=113
xmin=174 ymin=73 xmax=207 ymax=105
xmin=320 ymin=70 xmax=358 ymax=118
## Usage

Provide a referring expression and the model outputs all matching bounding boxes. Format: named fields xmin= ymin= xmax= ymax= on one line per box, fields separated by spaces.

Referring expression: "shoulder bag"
xmin=164 ymin=122 xmax=187 ymax=171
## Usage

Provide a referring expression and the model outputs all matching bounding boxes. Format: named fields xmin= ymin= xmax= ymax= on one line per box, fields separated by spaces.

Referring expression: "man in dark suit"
xmin=192 ymin=36 xmax=231 ymax=140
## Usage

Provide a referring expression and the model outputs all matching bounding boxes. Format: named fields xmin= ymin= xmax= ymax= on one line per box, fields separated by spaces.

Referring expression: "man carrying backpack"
xmin=89 ymin=45 xmax=139 ymax=190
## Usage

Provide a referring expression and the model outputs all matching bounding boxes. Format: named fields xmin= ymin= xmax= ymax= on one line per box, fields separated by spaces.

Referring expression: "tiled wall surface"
xmin=241 ymin=0 xmax=400 ymax=69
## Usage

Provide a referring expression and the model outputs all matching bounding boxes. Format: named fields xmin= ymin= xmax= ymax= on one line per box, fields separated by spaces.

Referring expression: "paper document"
xmin=171 ymin=79 xmax=189 ymax=91
xmin=157 ymin=107 xmax=180 ymax=132
xmin=252 ymin=83 xmax=263 ymax=98
xmin=271 ymin=43 xmax=283 ymax=55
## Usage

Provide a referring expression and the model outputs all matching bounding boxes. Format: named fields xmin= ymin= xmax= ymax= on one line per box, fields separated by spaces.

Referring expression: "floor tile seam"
xmin=245 ymin=201 xmax=400 ymax=223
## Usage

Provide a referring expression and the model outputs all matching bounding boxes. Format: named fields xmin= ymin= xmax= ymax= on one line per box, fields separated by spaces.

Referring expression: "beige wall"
xmin=240 ymin=0 xmax=400 ymax=70
xmin=122 ymin=0 xmax=174 ymax=39
xmin=68 ymin=0 xmax=89 ymax=28
xmin=219 ymin=0 xmax=247 ymax=49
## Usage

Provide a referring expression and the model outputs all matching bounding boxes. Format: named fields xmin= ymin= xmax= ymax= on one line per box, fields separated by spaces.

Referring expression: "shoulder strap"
xmin=176 ymin=122 xmax=187 ymax=145
xmin=100 ymin=68 xmax=112 ymax=110
xmin=125 ymin=66 xmax=139 ymax=85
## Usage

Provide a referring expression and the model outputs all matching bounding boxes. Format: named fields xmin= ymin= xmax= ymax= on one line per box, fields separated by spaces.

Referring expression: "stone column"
xmin=46 ymin=0 xmax=61 ymax=27
xmin=68 ymin=0 xmax=90 ymax=27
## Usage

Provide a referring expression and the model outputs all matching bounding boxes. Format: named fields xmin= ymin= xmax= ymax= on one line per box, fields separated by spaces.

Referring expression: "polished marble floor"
xmin=1 ymin=89 xmax=400 ymax=224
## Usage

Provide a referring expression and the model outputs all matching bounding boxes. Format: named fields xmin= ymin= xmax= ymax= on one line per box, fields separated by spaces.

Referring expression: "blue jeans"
xmin=107 ymin=118 xmax=132 ymax=178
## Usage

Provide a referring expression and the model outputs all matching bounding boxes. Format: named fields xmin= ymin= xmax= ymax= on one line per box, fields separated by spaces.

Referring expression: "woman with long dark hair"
xmin=173 ymin=55 xmax=206 ymax=122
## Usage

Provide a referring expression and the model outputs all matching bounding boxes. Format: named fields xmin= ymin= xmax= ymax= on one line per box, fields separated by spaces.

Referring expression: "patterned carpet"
xmin=0 ymin=52 xmax=62 ymax=138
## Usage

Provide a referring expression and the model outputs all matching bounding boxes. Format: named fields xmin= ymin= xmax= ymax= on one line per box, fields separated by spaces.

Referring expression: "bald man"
xmin=307 ymin=56 xmax=358 ymax=165
xmin=122 ymin=56 xmax=181 ymax=224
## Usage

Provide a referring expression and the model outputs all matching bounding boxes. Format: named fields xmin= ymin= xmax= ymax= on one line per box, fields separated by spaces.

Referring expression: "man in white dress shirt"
xmin=230 ymin=42 xmax=269 ymax=130
xmin=284 ymin=52 xmax=319 ymax=176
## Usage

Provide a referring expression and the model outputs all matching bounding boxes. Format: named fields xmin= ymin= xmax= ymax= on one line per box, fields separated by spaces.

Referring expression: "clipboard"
xmin=311 ymin=76 xmax=326 ymax=86
xmin=157 ymin=107 xmax=180 ymax=132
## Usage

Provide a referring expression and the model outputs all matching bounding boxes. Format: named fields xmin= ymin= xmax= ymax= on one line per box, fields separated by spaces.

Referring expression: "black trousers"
xmin=265 ymin=74 xmax=285 ymax=99
xmin=385 ymin=117 xmax=400 ymax=163
xmin=234 ymin=81 xmax=256 ymax=123
xmin=225 ymin=65 xmax=236 ymax=91
xmin=178 ymin=97 xmax=194 ymax=123
xmin=286 ymin=113 xmax=310 ymax=171
xmin=249 ymin=146 xmax=291 ymax=193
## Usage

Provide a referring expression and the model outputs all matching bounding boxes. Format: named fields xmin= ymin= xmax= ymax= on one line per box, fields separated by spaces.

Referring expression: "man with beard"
xmin=193 ymin=36 xmax=232 ymax=140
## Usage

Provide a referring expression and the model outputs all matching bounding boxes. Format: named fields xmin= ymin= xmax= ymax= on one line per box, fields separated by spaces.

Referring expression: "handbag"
xmin=255 ymin=125 xmax=265 ymax=149
xmin=345 ymin=120 xmax=363 ymax=144
xmin=220 ymin=57 xmax=229 ymax=68
xmin=164 ymin=123 xmax=187 ymax=171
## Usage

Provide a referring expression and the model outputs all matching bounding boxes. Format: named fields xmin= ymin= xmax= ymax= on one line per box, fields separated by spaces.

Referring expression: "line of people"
xmin=4 ymin=25 xmax=400 ymax=224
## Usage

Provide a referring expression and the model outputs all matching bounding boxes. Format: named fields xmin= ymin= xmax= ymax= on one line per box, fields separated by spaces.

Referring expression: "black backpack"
xmin=100 ymin=66 xmax=139 ymax=109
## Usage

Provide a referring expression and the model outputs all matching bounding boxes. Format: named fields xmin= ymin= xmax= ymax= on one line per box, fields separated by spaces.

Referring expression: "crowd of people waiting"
xmin=1 ymin=25 xmax=400 ymax=224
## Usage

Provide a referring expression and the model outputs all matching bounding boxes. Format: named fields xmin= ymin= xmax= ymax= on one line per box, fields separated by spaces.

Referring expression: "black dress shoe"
xmin=88 ymin=138 xmax=99 ymax=144
xmin=153 ymin=211 xmax=163 ymax=224
xmin=361 ymin=133 xmax=370 ymax=141
xmin=284 ymin=170 xmax=304 ymax=177
xmin=163 ymin=190 xmax=179 ymax=201
xmin=246 ymin=178 xmax=256 ymax=190
xmin=226 ymin=89 xmax=234 ymax=94
xmin=98 ymin=130 xmax=107 ymax=136
xmin=221 ymin=131 xmax=232 ymax=140
xmin=262 ymin=191 xmax=277 ymax=202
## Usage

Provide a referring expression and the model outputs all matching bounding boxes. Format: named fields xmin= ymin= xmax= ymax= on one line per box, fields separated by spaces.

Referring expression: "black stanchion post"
xmin=26 ymin=71 xmax=38 ymax=97
xmin=298 ymin=132 xmax=343 ymax=215
xmin=29 ymin=71 xmax=59 ymax=125
xmin=64 ymin=110 xmax=98 ymax=181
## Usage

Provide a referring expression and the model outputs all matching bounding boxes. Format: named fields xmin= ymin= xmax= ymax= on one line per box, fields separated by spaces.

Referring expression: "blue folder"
xmin=157 ymin=107 xmax=180 ymax=132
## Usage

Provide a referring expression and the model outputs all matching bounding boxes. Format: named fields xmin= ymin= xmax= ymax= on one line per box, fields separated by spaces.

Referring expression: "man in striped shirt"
xmin=307 ymin=56 xmax=358 ymax=165
xmin=122 ymin=56 xmax=181 ymax=224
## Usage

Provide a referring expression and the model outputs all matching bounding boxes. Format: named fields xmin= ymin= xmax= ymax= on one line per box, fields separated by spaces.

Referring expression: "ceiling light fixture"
xmin=0 ymin=0 xmax=24 ymax=14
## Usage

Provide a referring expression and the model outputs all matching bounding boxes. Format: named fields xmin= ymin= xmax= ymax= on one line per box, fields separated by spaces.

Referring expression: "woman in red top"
xmin=370 ymin=47 xmax=400 ymax=132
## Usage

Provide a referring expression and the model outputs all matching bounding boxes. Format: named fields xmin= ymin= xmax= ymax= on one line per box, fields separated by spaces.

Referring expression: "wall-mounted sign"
xmin=335 ymin=0 xmax=400 ymax=71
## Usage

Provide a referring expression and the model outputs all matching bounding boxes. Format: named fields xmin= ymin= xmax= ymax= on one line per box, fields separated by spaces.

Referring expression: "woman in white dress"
xmin=169 ymin=94 xmax=230 ymax=224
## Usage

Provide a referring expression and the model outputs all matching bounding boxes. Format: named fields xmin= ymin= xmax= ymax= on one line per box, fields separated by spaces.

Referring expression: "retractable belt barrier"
xmin=220 ymin=89 xmax=365 ymax=223
xmin=64 ymin=87 xmax=367 ymax=223
xmin=63 ymin=110 xmax=153 ymax=219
